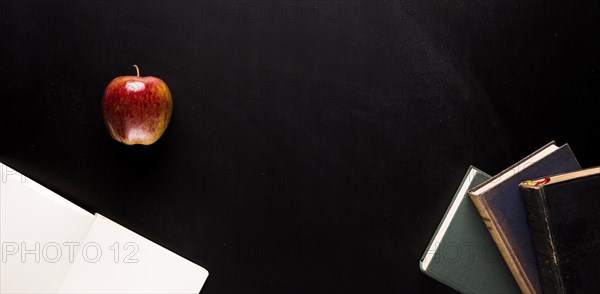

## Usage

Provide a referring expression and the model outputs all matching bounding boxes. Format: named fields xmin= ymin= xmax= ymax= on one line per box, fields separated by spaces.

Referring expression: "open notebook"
xmin=0 ymin=162 xmax=209 ymax=293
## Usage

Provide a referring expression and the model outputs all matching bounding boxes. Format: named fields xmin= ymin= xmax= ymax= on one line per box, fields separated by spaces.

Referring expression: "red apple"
xmin=102 ymin=65 xmax=173 ymax=145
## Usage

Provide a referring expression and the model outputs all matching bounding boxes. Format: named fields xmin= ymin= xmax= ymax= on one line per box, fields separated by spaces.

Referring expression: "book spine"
xmin=469 ymin=193 xmax=535 ymax=294
xmin=519 ymin=185 xmax=565 ymax=294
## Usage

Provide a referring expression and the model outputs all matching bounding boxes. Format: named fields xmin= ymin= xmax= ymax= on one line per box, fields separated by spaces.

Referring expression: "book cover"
xmin=420 ymin=166 xmax=520 ymax=293
xmin=519 ymin=167 xmax=600 ymax=293
xmin=468 ymin=142 xmax=581 ymax=294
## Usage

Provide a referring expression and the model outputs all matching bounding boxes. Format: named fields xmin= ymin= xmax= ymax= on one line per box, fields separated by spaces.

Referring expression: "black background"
xmin=1 ymin=0 xmax=599 ymax=293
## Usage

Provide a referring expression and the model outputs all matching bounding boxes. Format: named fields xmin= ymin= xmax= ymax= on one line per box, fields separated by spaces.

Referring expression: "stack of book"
xmin=420 ymin=141 xmax=600 ymax=293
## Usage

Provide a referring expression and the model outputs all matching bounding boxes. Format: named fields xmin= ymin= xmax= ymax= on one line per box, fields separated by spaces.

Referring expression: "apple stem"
xmin=133 ymin=64 xmax=140 ymax=77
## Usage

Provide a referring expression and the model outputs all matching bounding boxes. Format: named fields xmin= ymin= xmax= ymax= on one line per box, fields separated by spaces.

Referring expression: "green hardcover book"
xmin=420 ymin=166 xmax=519 ymax=293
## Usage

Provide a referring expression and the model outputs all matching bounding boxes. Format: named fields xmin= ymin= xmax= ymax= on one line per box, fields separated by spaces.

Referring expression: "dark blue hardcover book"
xmin=469 ymin=142 xmax=580 ymax=294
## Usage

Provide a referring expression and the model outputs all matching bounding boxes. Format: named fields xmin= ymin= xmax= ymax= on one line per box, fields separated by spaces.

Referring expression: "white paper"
xmin=1 ymin=162 xmax=209 ymax=293
xmin=0 ymin=163 xmax=95 ymax=293
xmin=57 ymin=214 xmax=208 ymax=293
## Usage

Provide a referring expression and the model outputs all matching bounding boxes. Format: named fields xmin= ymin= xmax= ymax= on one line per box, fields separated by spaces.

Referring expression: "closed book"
xmin=420 ymin=166 xmax=520 ymax=293
xmin=519 ymin=167 xmax=600 ymax=294
xmin=468 ymin=142 xmax=580 ymax=294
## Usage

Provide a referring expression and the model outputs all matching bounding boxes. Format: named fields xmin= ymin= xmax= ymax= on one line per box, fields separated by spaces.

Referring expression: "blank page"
xmin=57 ymin=214 xmax=208 ymax=293
xmin=0 ymin=163 xmax=95 ymax=293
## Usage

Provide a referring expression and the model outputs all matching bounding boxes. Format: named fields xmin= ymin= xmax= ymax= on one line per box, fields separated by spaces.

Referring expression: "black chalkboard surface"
xmin=1 ymin=1 xmax=598 ymax=293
